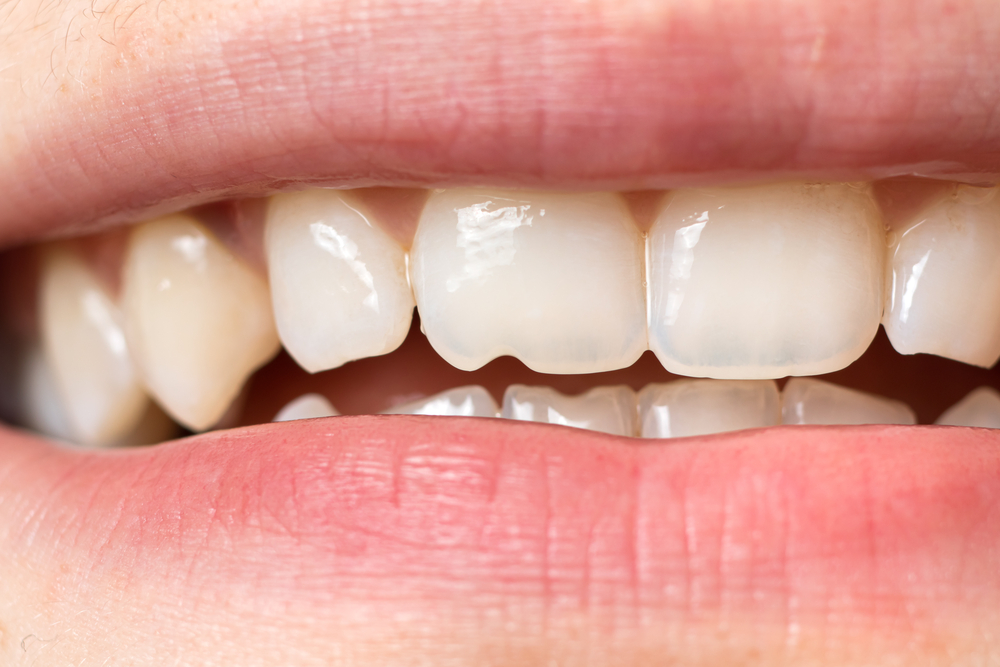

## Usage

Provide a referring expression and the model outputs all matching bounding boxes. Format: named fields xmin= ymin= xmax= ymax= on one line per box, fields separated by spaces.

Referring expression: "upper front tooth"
xmin=265 ymin=190 xmax=415 ymax=373
xmin=781 ymin=377 xmax=916 ymax=425
xmin=39 ymin=249 xmax=150 ymax=445
xmin=122 ymin=215 xmax=280 ymax=431
xmin=882 ymin=185 xmax=1000 ymax=367
xmin=501 ymin=384 xmax=638 ymax=436
xmin=936 ymin=386 xmax=1000 ymax=428
xmin=410 ymin=189 xmax=647 ymax=373
xmin=638 ymin=379 xmax=780 ymax=438
xmin=385 ymin=385 xmax=500 ymax=417
xmin=647 ymin=182 xmax=885 ymax=379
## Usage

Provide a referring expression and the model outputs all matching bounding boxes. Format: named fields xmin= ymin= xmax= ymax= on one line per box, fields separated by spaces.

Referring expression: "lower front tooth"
xmin=385 ymin=385 xmax=499 ymax=417
xmin=638 ymin=379 xmax=780 ymax=438
xmin=273 ymin=393 xmax=340 ymax=422
xmin=935 ymin=387 xmax=1000 ymax=428
xmin=122 ymin=215 xmax=281 ymax=431
xmin=501 ymin=384 xmax=638 ymax=436
xmin=780 ymin=378 xmax=916 ymax=425
xmin=40 ymin=249 xmax=149 ymax=445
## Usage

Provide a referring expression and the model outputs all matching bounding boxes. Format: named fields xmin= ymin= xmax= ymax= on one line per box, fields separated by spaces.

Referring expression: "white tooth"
xmin=935 ymin=387 xmax=1000 ymax=428
xmin=410 ymin=189 xmax=647 ymax=373
xmin=882 ymin=185 xmax=1000 ymax=367
xmin=501 ymin=384 xmax=638 ymax=436
xmin=40 ymin=249 xmax=149 ymax=445
xmin=384 ymin=385 xmax=499 ymax=417
xmin=781 ymin=377 xmax=916 ymax=425
xmin=21 ymin=344 xmax=75 ymax=442
xmin=638 ymin=379 xmax=780 ymax=438
xmin=273 ymin=393 xmax=340 ymax=422
xmin=122 ymin=214 xmax=280 ymax=431
xmin=265 ymin=190 xmax=415 ymax=373
xmin=647 ymin=182 xmax=885 ymax=379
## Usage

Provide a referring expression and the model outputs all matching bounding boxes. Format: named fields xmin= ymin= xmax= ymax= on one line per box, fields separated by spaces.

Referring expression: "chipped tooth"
xmin=882 ymin=185 xmax=1000 ymax=367
xmin=273 ymin=393 xmax=340 ymax=422
xmin=781 ymin=377 xmax=915 ymax=425
xmin=265 ymin=190 xmax=415 ymax=373
xmin=40 ymin=249 xmax=149 ymax=445
xmin=410 ymin=189 xmax=647 ymax=373
xmin=647 ymin=182 xmax=885 ymax=379
xmin=501 ymin=384 xmax=638 ymax=436
xmin=122 ymin=215 xmax=280 ymax=431
xmin=935 ymin=387 xmax=1000 ymax=428
xmin=639 ymin=379 xmax=780 ymax=438
xmin=384 ymin=385 xmax=499 ymax=417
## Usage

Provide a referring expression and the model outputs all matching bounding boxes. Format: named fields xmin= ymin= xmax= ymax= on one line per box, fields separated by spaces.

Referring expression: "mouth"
xmin=3 ymin=0 xmax=1000 ymax=664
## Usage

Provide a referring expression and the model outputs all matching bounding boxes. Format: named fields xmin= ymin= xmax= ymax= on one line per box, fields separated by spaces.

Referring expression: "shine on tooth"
xmin=265 ymin=190 xmax=415 ymax=373
xmin=647 ymin=182 xmax=885 ymax=379
xmin=638 ymin=379 xmax=780 ymax=438
xmin=936 ymin=387 xmax=1000 ymax=428
xmin=410 ymin=189 xmax=647 ymax=373
xmin=40 ymin=249 xmax=149 ymax=445
xmin=122 ymin=214 xmax=280 ymax=431
xmin=882 ymin=185 xmax=1000 ymax=367
xmin=384 ymin=385 xmax=500 ymax=417
xmin=781 ymin=377 xmax=915 ymax=425
xmin=501 ymin=384 xmax=638 ymax=436
xmin=273 ymin=393 xmax=340 ymax=422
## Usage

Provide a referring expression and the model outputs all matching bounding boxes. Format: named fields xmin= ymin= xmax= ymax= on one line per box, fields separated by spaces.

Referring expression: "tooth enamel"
xmin=935 ymin=386 xmax=1000 ymax=428
xmin=781 ymin=377 xmax=916 ymax=425
xmin=21 ymin=345 xmax=75 ymax=441
xmin=265 ymin=190 xmax=415 ymax=372
xmin=882 ymin=185 xmax=1000 ymax=367
xmin=647 ymin=182 xmax=885 ymax=379
xmin=273 ymin=393 xmax=340 ymax=422
xmin=122 ymin=215 xmax=280 ymax=431
xmin=410 ymin=189 xmax=647 ymax=373
xmin=39 ymin=249 xmax=149 ymax=445
xmin=501 ymin=384 xmax=638 ymax=436
xmin=638 ymin=379 xmax=780 ymax=438
xmin=384 ymin=385 xmax=499 ymax=417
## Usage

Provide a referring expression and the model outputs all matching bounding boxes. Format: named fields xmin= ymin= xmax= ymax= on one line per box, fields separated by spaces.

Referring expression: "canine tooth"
xmin=639 ymin=379 xmax=780 ymax=438
xmin=936 ymin=387 xmax=1000 ymax=428
xmin=273 ymin=393 xmax=340 ymax=422
xmin=265 ymin=190 xmax=415 ymax=373
xmin=410 ymin=189 xmax=647 ymax=373
xmin=40 ymin=250 xmax=149 ymax=445
xmin=501 ymin=384 xmax=638 ymax=436
xmin=384 ymin=385 xmax=499 ymax=417
xmin=122 ymin=215 xmax=280 ymax=431
xmin=781 ymin=377 xmax=915 ymax=425
xmin=882 ymin=186 xmax=1000 ymax=367
xmin=647 ymin=182 xmax=885 ymax=379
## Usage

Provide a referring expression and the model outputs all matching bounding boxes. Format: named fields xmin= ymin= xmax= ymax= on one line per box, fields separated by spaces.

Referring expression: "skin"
xmin=2 ymin=0 xmax=1000 ymax=664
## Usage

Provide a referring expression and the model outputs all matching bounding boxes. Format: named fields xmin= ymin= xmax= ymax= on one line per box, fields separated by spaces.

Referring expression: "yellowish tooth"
xmin=936 ymin=387 xmax=1000 ymax=428
xmin=638 ymin=379 xmax=780 ymax=438
xmin=501 ymin=384 xmax=638 ymax=436
xmin=122 ymin=215 xmax=280 ymax=431
xmin=781 ymin=378 xmax=915 ymax=425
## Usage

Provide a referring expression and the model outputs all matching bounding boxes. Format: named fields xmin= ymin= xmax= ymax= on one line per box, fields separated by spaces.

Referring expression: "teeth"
xmin=781 ymin=377 xmax=916 ymax=425
xmin=39 ymin=249 xmax=149 ymax=445
xmin=639 ymin=379 xmax=780 ymax=438
xmin=384 ymin=385 xmax=499 ymax=417
xmin=647 ymin=182 xmax=885 ymax=379
xmin=882 ymin=185 xmax=1000 ymax=367
xmin=273 ymin=393 xmax=340 ymax=422
xmin=122 ymin=215 xmax=280 ymax=431
xmin=20 ymin=344 xmax=75 ymax=441
xmin=265 ymin=190 xmax=415 ymax=373
xmin=935 ymin=387 xmax=1000 ymax=428
xmin=410 ymin=189 xmax=647 ymax=373
xmin=501 ymin=384 xmax=638 ymax=436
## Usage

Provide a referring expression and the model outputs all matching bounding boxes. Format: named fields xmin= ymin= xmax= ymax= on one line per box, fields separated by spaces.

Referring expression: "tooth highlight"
xmin=781 ymin=377 xmax=915 ymax=425
xmin=266 ymin=190 xmax=415 ymax=373
xmin=39 ymin=249 xmax=150 ymax=445
xmin=273 ymin=393 xmax=340 ymax=422
xmin=501 ymin=384 xmax=638 ymax=436
xmin=385 ymin=385 xmax=499 ymax=417
xmin=882 ymin=186 xmax=1000 ymax=367
xmin=122 ymin=215 xmax=280 ymax=431
xmin=647 ymin=182 xmax=885 ymax=379
xmin=936 ymin=387 xmax=1000 ymax=428
xmin=410 ymin=189 xmax=647 ymax=373
xmin=639 ymin=379 xmax=780 ymax=438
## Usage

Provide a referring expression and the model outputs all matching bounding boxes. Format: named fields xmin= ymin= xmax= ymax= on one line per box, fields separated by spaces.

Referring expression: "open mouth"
xmin=3 ymin=0 xmax=1000 ymax=663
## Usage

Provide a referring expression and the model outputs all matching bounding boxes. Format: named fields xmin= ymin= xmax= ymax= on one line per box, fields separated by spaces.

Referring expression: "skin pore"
xmin=2 ymin=0 xmax=1000 ymax=665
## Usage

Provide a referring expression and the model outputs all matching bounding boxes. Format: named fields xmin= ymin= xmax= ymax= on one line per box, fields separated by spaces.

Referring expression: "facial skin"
xmin=2 ymin=0 xmax=1000 ymax=665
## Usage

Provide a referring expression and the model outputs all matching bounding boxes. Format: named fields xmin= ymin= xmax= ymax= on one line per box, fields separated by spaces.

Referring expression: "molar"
xmin=781 ymin=377 xmax=915 ymax=425
xmin=502 ymin=384 xmax=638 ymax=436
xmin=638 ymin=379 xmax=780 ymax=438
